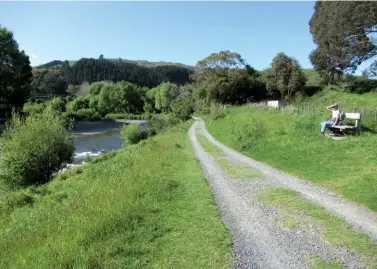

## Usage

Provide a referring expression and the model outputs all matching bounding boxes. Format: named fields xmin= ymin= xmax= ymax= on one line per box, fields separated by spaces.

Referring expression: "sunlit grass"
xmin=197 ymin=132 xmax=224 ymax=156
xmin=304 ymin=255 xmax=344 ymax=269
xmin=216 ymin=159 xmax=263 ymax=179
xmin=0 ymin=121 xmax=233 ymax=269
xmin=205 ymin=106 xmax=377 ymax=212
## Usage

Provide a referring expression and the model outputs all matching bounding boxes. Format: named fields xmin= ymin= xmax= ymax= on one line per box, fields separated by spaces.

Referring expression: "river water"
xmin=70 ymin=121 xmax=125 ymax=166
xmin=0 ymin=121 xmax=137 ymax=169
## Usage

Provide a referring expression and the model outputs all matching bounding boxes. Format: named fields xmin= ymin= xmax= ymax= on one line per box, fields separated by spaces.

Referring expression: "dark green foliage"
xmin=345 ymin=80 xmax=377 ymax=94
xmin=263 ymin=52 xmax=307 ymax=100
xmin=61 ymin=58 xmax=192 ymax=88
xmin=191 ymin=50 xmax=266 ymax=105
xmin=31 ymin=69 xmax=68 ymax=96
xmin=309 ymin=1 xmax=377 ymax=75
xmin=0 ymin=112 xmax=75 ymax=189
xmin=0 ymin=26 xmax=32 ymax=117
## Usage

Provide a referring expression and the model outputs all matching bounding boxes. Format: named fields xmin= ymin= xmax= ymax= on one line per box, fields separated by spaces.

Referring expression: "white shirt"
xmin=332 ymin=109 xmax=340 ymax=120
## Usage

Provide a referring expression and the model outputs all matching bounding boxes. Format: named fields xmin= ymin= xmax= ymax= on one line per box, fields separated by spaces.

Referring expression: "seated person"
xmin=320 ymin=103 xmax=342 ymax=135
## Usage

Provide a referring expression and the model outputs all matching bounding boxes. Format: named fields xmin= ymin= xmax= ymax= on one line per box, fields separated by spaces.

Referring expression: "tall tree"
xmin=264 ymin=53 xmax=307 ymax=101
xmin=0 ymin=26 xmax=32 ymax=116
xmin=309 ymin=1 xmax=377 ymax=76
xmin=191 ymin=50 xmax=264 ymax=104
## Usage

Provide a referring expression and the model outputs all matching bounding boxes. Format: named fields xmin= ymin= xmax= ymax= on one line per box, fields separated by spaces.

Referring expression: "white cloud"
xmin=31 ymin=53 xmax=38 ymax=59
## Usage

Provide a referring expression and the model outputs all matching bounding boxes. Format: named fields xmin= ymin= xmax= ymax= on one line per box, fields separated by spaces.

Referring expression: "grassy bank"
xmin=0 ymin=122 xmax=232 ymax=268
xmin=205 ymin=106 xmax=377 ymax=212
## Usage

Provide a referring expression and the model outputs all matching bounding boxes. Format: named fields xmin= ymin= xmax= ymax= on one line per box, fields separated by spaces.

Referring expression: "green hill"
xmin=36 ymin=59 xmax=194 ymax=70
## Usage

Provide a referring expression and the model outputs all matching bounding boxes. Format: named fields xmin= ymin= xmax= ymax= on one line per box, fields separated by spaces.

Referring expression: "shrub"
xmin=71 ymin=96 xmax=89 ymax=111
xmin=46 ymin=97 xmax=66 ymax=115
xmin=0 ymin=112 xmax=75 ymax=189
xmin=120 ymin=123 xmax=156 ymax=145
xmin=22 ymin=101 xmax=46 ymax=115
xmin=75 ymin=108 xmax=98 ymax=121
xmin=120 ymin=124 xmax=142 ymax=145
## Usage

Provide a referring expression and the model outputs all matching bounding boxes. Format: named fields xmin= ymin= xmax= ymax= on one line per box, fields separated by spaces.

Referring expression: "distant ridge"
xmin=36 ymin=58 xmax=194 ymax=70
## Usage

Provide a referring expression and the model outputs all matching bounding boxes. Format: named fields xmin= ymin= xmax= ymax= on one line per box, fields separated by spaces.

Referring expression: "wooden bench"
xmin=329 ymin=112 xmax=362 ymax=135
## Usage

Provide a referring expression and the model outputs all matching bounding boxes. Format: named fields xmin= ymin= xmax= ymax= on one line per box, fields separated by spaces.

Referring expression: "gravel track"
xmin=189 ymin=118 xmax=377 ymax=269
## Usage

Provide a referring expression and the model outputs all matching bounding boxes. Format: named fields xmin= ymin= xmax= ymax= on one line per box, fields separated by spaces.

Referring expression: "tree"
xmin=31 ymin=69 xmax=68 ymax=95
xmin=309 ymin=1 xmax=377 ymax=75
xmin=264 ymin=53 xmax=307 ymax=101
xmin=0 ymin=25 xmax=32 ymax=116
xmin=61 ymin=58 xmax=192 ymax=88
xmin=191 ymin=50 xmax=265 ymax=104
xmin=154 ymin=82 xmax=179 ymax=112
xmin=309 ymin=47 xmax=343 ymax=86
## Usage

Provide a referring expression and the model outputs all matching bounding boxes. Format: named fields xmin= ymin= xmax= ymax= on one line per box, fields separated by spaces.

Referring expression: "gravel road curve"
xmin=189 ymin=117 xmax=377 ymax=269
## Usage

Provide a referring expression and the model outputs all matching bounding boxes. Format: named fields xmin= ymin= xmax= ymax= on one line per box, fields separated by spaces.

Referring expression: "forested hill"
xmin=36 ymin=58 xmax=194 ymax=70
xmin=35 ymin=58 xmax=194 ymax=88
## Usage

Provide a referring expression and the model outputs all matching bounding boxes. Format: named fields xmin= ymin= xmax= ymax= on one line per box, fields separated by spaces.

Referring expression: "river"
xmin=0 ymin=120 xmax=148 ymax=169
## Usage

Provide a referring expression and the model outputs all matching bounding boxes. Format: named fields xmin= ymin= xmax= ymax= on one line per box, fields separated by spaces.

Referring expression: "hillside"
xmin=36 ymin=58 xmax=194 ymax=70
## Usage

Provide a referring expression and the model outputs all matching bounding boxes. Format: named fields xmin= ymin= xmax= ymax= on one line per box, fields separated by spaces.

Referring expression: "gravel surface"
xmin=190 ymin=118 xmax=377 ymax=269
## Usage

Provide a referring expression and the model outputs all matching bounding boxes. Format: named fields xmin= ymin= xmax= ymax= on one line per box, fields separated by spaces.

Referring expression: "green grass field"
xmin=205 ymin=105 xmax=377 ymax=212
xmin=0 ymin=122 xmax=232 ymax=268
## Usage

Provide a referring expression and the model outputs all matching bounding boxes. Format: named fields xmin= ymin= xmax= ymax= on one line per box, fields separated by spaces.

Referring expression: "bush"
xmin=0 ymin=112 xmax=75 ymax=189
xmin=75 ymin=108 xmax=99 ymax=121
xmin=22 ymin=101 xmax=46 ymax=115
xmin=120 ymin=123 xmax=156 ymax=145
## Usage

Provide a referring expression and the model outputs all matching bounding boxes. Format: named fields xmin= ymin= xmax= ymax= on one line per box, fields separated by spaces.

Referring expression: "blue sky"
xmin=0 ymin=1 xmax=318 ymax=70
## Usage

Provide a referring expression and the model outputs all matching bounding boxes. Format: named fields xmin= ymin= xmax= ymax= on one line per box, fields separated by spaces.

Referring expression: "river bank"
xmin=0 ymin=121 xmax=232 ymax=268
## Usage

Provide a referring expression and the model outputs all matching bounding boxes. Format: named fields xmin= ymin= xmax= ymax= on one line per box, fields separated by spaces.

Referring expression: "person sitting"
xmin=320 ymin=103 xmax=342 ymax=135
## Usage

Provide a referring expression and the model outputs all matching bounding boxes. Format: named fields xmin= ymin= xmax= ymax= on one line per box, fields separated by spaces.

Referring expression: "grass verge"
xmin=216 ymin=159 xmax=263 ymax=179
xmin=0 ymin=121 xmax=233 ymax=269
xmin=304 ymin=255 xmax=344 ymax=269
xmin=197 ymin=132 xmax=224 ymax=156
xmin=258 ymin=187 xmax=377 ymax=267
xmin=205 ymin=106 xmax=377 ymax=212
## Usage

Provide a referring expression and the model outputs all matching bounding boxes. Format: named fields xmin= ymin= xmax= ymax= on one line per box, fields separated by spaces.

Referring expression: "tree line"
xmin=2 ymin=1 xmax=377 ymax=119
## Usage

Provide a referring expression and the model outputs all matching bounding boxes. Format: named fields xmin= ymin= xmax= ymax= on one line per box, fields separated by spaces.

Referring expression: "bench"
xmin=329 ymin=112 xmax=362 ymax=135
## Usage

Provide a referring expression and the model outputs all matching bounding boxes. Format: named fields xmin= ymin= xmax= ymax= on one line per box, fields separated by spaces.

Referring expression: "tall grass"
xmin=0 ymin=121 xmax=232 ymax=268
xmin=205 ymin=106 xmax=377 ymax=212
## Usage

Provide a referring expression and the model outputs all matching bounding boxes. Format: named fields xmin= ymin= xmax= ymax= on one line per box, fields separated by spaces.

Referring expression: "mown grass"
xmin=258 ymin=188 xmax=377 ymax=267
xmin=197 ymin=132 xmax=224 ymax=156
xmin=304 ymin=255 xmax=344 ymax=269
xmin=205 ymin=106 xmax=377 ymax=212
xmin=0 ymin=121 xmax=233 ymax=269
xmin=216 ymin=159 xmax=263 ymax=179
